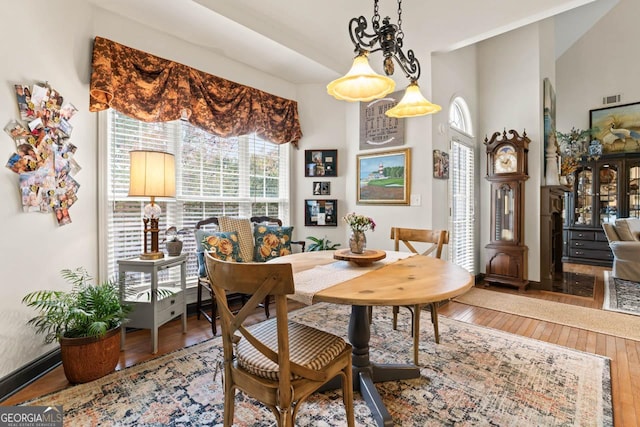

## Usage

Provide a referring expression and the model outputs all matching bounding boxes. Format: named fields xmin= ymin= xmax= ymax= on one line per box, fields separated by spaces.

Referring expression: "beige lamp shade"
xmin=385 ymin=82 xmax=442 ymax=118
xmin=128 ymin=150 xmax=176 ymax=198
xmin=327 ymin=53 xmax=395 ymax=102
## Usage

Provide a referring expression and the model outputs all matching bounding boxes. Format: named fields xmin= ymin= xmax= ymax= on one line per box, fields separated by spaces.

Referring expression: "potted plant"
xmin=306 ymin=235 xmax=341 ymax=251
xmin=22 ymin=268 xmax=131 ymax=384
xmin=164 ymin=226 xmax=188 ymax=256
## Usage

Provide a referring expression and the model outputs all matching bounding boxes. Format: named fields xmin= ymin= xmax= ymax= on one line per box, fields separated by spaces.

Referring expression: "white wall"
xmin=556 ymin=0 xmax=640 ymax=131
xmin=432 ymin=44 xmax=479 ymax=263
xmin=477 ymin=23 xmax=544 ymax=281
xmin=0 ymin=2 xmax=300 ymax=379
xmin=0 ymin=1 xmax=96 ymax=379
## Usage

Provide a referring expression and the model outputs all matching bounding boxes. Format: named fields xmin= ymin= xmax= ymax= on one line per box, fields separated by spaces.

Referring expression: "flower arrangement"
xmin=343 ymin=212 xmax=376 ymax=232
xmin=556 ymin=127 xmax=601 ymax=163
xmin=560 ymin=156 xmax=580 ymax=176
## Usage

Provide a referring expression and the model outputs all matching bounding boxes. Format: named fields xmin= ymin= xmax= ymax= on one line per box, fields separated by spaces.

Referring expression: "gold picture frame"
xmin=357 ymin=148 xmax=411 ymax=205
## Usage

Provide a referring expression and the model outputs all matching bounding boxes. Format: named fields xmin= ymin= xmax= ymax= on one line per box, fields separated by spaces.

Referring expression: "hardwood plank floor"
xmin=4 ymin=269 xmax=638 ymax=427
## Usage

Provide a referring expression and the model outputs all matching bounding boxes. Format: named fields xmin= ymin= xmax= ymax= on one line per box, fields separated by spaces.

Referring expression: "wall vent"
xmin=602 ymin=94 xmax=621 ymax=105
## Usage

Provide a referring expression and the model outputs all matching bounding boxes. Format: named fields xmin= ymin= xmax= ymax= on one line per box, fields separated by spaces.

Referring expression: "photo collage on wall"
xmin=5 ymin=82 xmax=80 ymax=226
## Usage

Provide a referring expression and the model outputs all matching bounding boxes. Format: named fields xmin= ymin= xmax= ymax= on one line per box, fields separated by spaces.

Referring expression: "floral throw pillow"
xmin=253 ymin=225 xmax=293 ymax=262
xmin=201 ymin=231 xmax=243 ymax=262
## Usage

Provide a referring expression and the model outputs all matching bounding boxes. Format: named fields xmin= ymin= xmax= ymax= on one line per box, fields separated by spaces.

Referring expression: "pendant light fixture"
xmin=327 ymin=0 xmax=441 ymax=118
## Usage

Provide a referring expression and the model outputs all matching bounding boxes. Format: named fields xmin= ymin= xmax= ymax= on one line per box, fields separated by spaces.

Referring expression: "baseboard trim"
xmin=0 ymin=348 xmax=61 ymax=403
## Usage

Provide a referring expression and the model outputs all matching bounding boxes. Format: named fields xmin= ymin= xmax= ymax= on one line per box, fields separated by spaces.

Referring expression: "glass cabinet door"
xmin=628 ymin=163 xmax=640 ymax=219
xmin=575 ymin=168 xmax=593 ymax=226
xmin=597 ymin=163 xmax=618 ymax=225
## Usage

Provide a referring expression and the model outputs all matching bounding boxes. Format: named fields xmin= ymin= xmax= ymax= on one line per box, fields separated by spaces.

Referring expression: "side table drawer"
xmin=157 ymin=293 xmax=184 ymax=325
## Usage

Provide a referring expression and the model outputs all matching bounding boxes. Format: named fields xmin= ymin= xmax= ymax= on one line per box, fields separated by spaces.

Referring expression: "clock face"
xmin=495 ymin=145 xmax=517 ymax=174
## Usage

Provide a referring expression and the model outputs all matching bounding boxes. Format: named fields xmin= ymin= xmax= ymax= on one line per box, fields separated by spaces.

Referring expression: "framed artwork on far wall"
xmin=590 ymin=101 xmax=640 ymax=154
xmin=305 ymin=149 xmax=337 ymax=177
xmin=433 ymin=149 xmax=449 ymax=179
xmin=304 ymin=199 xmax=338 ymax=226
xmin=356 ymin=148 xmax=411 ymax=205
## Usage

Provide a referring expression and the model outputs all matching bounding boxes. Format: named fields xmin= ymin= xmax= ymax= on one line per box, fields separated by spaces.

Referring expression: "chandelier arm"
xmin=349 ymin=16 xmax=381 ymax=52
xmin=391 ymin=48 xmax=420 ymax=81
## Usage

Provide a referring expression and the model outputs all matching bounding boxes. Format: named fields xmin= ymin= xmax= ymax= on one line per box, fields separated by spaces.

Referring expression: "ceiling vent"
xmin=602 ymin=94 xmax=621 ymax=105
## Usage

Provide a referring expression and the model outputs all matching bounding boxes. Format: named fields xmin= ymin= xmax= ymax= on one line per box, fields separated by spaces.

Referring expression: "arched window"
xmin=449 ymin=96 xmax=473 ymax=136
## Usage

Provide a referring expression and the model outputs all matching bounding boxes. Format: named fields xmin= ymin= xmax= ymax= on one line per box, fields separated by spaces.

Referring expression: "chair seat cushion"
xmin=253 ymin=225 xmax=294 ymax=262
xmin=236 ymin=319 xmax=346 ymax=381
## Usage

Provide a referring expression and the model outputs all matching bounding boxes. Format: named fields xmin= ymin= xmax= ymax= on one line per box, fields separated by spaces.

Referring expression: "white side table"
xmin=118 ymin=254 xmax=188 ymax=354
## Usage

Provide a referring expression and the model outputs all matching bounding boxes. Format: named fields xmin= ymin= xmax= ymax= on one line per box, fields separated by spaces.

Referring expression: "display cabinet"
xmin=563 ymin=153 xmax=640 ymax=266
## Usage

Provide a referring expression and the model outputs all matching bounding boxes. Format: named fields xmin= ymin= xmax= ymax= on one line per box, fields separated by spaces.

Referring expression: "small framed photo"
xmin=305 ymin=149 xmax=337 ymax=177
xmin=312 ymin=181 xmax=331 ymax=195
xmin=433 ymin=149 xmax=449 ymax=179
xmin=305 ymin=199 xmax=338 ymax=226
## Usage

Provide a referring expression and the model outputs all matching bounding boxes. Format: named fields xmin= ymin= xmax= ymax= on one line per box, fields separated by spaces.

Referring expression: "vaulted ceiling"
xmin=89 ymin=0 xmax=602 ymax=84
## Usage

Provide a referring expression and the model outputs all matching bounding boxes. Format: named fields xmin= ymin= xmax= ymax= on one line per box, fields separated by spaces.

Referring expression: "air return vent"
xmin=602 ymin=94 xmax=621 ymax=105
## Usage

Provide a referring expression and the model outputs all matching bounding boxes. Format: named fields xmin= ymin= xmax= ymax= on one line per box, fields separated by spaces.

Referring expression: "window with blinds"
xmin=449 ymin=139 xmax=475 ymax=273
xmin=103 ymin=110 xmax=289 ymax=285
xmin=448 ymin=96 xmax=476 ymax=274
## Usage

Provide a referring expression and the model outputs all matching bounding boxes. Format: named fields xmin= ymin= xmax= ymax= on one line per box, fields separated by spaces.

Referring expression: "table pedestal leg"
xmin=351 ymin=305 xmax=420 ymax=426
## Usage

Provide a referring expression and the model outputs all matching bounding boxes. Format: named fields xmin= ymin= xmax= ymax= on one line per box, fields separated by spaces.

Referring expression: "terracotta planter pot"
xmin=59 ymin=327 xmax=121 ymax=384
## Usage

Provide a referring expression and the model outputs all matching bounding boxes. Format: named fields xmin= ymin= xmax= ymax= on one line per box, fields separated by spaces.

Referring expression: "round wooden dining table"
xmin=270 ymin=250 xmax=473 ymax=427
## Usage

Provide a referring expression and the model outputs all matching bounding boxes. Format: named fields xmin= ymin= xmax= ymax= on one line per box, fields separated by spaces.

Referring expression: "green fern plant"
xmin=306 ymin=235 xmax=341 ymax=251
xmin=22 ymin=268 xmax=132 ymax=344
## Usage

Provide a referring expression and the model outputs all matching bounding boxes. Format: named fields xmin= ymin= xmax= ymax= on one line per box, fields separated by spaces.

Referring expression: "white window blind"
xmin=103 ymin=110 xmax=289 ymax=284
xmin=449 ymin=139 xmax=475 ymax=274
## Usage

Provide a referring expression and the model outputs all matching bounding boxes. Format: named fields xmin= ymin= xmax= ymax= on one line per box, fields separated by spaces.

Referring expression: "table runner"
xmin=291 ymin=251 xmax=415 ymax=305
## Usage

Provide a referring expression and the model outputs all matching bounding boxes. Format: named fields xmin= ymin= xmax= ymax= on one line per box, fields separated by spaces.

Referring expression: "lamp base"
xmin=140 ymin=251 xmax=164 ymax=260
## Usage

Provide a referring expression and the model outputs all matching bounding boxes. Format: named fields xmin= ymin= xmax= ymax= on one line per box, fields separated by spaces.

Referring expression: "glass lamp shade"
xmin=385 ymin=82 xmax=442 ymax=118
xmin=327 ymin=53 xmax=396 ymax=102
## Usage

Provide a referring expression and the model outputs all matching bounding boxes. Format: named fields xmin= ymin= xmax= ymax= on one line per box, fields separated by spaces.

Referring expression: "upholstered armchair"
xmin=602 ymin=218 xmax=640 ymax=282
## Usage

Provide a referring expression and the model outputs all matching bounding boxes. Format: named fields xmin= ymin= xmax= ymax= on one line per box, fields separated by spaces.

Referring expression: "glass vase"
xmin=349 ymin=230 xmax=366 ymax=254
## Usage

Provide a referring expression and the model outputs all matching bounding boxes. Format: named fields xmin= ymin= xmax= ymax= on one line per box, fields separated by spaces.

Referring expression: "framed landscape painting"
xmin=357 ymin=148 xmax=411 ymax=205
xmin=590 ymin=101 xmax=640 ymax=154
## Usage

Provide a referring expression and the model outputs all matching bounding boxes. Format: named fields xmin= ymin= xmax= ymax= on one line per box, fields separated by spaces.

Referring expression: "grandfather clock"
xmin=484 ymin=129 xmax=530 ymax=291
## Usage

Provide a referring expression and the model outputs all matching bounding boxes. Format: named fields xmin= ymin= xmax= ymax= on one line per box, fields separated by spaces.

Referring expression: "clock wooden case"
xmin=484 ymin=129 xmax=530 ymax=290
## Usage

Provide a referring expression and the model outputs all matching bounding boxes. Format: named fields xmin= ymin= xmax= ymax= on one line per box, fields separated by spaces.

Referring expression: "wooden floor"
xmin=4 ymin=266 xmax=639 ymax=427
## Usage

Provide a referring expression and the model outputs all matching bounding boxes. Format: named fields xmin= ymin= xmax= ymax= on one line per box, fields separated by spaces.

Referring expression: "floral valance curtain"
xmin=89 ymin=36 xmax=302 ymax=146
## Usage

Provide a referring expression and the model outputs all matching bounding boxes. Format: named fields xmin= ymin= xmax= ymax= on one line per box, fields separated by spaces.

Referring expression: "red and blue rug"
xmin=25 ymin=303 xmax=612 ymax=426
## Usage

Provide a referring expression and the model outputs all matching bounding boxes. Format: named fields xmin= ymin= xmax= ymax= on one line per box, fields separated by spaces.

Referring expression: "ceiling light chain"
xmin=396 ymin=0 xmax=404 ymax=44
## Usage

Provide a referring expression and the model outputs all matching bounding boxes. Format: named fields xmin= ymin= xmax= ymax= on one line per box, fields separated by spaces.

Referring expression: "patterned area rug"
xmin=24 ymin=304 xmax=612 ymax=426
xmin=604 ymin=271 xmax=640 ymax=316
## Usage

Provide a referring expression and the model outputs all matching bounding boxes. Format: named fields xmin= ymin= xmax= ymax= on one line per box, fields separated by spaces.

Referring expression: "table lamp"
xmin=129 ymin=150 xmax=176 ymax=260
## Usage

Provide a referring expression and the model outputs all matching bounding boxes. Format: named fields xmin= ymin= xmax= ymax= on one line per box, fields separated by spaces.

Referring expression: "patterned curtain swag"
xmin=89 ymin=37 xmax=302 ymax=146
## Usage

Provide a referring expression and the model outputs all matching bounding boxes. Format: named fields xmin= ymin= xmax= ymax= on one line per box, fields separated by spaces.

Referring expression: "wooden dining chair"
xmin=390 ymin=227 xmax=449 ymax=365
xmin=205 ymin=255 xmax=354 ymax=427
xmin=196 ymin=217 xmax=256 ymax=335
